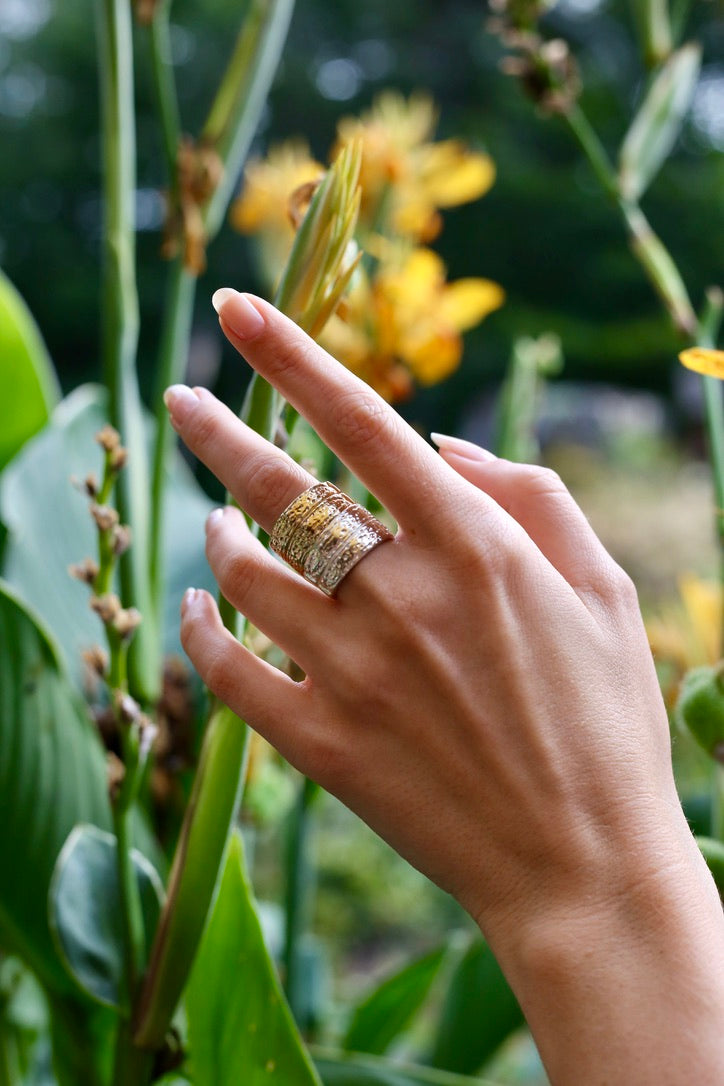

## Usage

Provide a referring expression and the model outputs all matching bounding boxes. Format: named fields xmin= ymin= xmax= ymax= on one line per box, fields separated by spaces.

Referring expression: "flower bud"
xmin=114 ymin=607 xmax=142 ymax=641
xmin=112 ymin=524 xmax=133 ymax=556
xmin=90 ymin=593 xmax=122 ymax=625
xmin=95 ymin=425 xmax=121 ymax=453
xmin=107 ymin=752 xmax=126 ymax=803
xmin=82 ymin=645 xmax=109 ymax=678
xmin=675 ymin=663 xmax=724 ymax=763
xmin=91 ymin=504 xmax=120 ymax=532
xmin=84 ymin=473 xmax=99 ymax=498
xmin=110 ymin=446 xmax=129 ymax=472
xmin=115 ymin=689 xmax=141 ymax=724
xmin=69 ymin=557 xmax=100 ymax=585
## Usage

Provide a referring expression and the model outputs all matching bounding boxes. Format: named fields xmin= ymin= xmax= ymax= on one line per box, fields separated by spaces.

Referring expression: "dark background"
xmin=1 ymin=0 xmax=722 ymax=434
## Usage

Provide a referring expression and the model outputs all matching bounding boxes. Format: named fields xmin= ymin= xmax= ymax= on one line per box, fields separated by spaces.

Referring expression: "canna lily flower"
xmin=332 ymin=91 xmax=495 ymax=242
xmin=320 ymin=246 xmax=504 ymax=401
xmin=231 ymin=139 xmax=325 ymax=237
xmin=679 ymin=347 xmax=724 ymax=380
xmin=647 ymin=574 xmax=722 ymax=706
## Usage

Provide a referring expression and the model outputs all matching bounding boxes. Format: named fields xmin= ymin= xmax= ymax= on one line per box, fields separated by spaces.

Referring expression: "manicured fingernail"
xmin=181 ymin=587 xmax=199 ymax=615
xmin=206 ymin=507 xmax=226 ymax=530
xmin=163 ymin=384 xmax=199 ymax=423
xmin=212 ymin=288 xmax=265 ymax=340
xmin=430 ymin=433 xmax=498 ymax=461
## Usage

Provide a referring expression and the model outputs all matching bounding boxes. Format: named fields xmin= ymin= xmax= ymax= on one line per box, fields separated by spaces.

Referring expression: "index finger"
xmin=212 ymin=289 xmax=455 ymax=532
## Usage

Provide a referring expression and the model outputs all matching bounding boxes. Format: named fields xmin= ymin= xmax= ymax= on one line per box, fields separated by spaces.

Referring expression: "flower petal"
xmin=678 ymin=347 xmax=724 ymax=379
xmin=439 ymin=278 xmax=505 ymax=330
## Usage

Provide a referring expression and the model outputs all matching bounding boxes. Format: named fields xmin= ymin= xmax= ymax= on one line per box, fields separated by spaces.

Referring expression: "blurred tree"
xmin=1 ymin=0 xmax=722 ymax=435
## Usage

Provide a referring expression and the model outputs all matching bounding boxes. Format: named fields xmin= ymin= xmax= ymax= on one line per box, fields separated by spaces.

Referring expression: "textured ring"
xmin=269 ymin=482 xmax=394 ymax=596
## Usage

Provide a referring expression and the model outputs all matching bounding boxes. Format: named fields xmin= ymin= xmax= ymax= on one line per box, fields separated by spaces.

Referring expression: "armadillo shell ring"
xmin=269 ymin=482 xmax=394 ymax=597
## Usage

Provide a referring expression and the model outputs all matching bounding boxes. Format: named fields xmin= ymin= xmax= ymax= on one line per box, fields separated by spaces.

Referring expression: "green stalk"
xmin=563 ymin=105 xmax=697 ymax=337
xmin=147 ymin=0 xmax=181 ymax=193
xmin=111 ymin=1020 xmax=154 ymax=1086
xmin=149 ymin=259 xmax=197 ymax=607
xmin=147 ymin=0 xmax=295 ymax=640
xmin=632 ymin=0 xmax=673 ymax=67
xmin=133 ymin=704 xmax=248 ymax=1049
xmin=696 ymin=289 xmax=724 ymax=553
xmin=96 ymin=0 xmax=159 ymax=704
xmin=283 ymin=776 xmax=320 ymax=1027
xmin=202 ymin=0 xmax=295 ymax=240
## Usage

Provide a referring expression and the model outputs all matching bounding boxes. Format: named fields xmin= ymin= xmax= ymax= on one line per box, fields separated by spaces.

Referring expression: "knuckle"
xmin=217 ymin=548 xmax=266 ymax=610
xmin=241 ymin=454 xmax=297 ymax=514
xmin=331 ymin=389 xmax=389 ymax=450
xmin=520 ymin=464 xmax=565 ymax=498
xmin=185 ymin=406 xmax=219 ymax=453
xmin=267 ymin=336 xmax=316 ymax=383
xmin=604 ymin=563 xmax=639 ymax=608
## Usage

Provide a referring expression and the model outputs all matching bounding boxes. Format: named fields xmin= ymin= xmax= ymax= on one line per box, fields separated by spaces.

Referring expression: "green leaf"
xmin=343 ymin=946 xmax=446 ymax=1057
xmin=0 ymin=384 xmax=215 ymax=688
xmin=696 ymin=835 xmax=724 ymax=894
xmin=0 ymin=268 xmax=59 ymax=471
xmin=185 ymin=832 xmax=321 ymax=1086
xmin=427 ymin=937 xmax=523 ymax=1075
xmin=618 ymin=43 xmax=702 ymax=202
xmin=0 ymin=580 xmax=112 ymax=995
xmin=49 ymin=824 xmax=164 ymax=1011
xmin=0 ymin=582 xmax=118 ymax=1084
xmin=314 ymin=1049 xmax=500 ymax=1086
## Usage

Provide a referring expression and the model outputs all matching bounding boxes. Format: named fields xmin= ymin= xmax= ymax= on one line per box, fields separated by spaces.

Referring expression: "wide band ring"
xmin=269 ymin=482 xmax=394 ymax=597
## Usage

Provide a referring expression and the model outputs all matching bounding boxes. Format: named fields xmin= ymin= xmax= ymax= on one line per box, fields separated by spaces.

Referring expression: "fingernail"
xmin=164 ymin=384 xmax=200 ymax=423
xmin=181 ymin=587 xmax=198 ymax=615
xmin=206 ymin=507 xmax=226 ymax=530
xmin=212 ymin=288 xmax=265 ymax=340
xmin=430 ymin=433 xmax=498 ymax=461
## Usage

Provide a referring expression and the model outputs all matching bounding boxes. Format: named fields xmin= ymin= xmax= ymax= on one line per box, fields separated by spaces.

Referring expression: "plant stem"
xmin=148 ymin=0 xmax=181 ymax=194
xmin=111 ymin=1020 xmax=154 ymax=1086
xmin=149 ymin=259 xmax=197 ymax=610
xmin=565 ymin=104 xmax=620 ymax=201
xmin=283 ymin=776 xmax=320 ymax=1027
xmin=96 ymin=0 xmax=159 ymax=704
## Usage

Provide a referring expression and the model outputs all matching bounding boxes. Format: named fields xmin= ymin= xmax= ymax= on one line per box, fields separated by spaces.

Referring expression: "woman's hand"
xmin=165 ymin=290 xmax=724 ymax=1085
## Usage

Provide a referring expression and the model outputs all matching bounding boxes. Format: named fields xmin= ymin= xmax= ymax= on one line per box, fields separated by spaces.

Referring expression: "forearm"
xmin=492 ymin=813 xmax=724 ymax=1085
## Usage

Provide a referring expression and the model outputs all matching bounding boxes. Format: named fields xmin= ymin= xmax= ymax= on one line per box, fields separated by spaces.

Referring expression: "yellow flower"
xmin=320 ymin=246 xmax=504 ymax=401
xmin=647 ymin=574 xmax=722 ymax=705
xmin=332 ymin=91 xmax=495 ymax=242
xmin=231 ymin=140 xmax=325 ymax=238
xmin=679 ymin=347 xmax=724 ymax=380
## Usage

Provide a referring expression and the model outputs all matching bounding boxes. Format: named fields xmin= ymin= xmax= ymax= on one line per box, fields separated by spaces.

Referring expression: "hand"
xmin=165 ymin=290 xmax=724 ymax=1085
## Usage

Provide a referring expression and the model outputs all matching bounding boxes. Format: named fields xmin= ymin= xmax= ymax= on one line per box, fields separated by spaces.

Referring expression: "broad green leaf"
xmin=314 ymin=1049 xmax=499 ymax=1086
xmin=49 ymin=824 xmax=164 ymax=1011
xmin=0 ymin=384 xmax=215 ymax=689
xmin=185 ymin=832 xmax=321 ymax=1086
xmin=0 ymin=580 xmax=112 ymax=995
xmin=618 ymin=43 xmax=701 ymax=202
xmin=0 ymin=268 xmax=59 ymax=471
xmin=343 ymin=946 xmax=447 ymax=1056
xmin=427 ymin=937 xmax=523 ymax=1075
xmin=0 ymin=582 xmax=117 ymax=1084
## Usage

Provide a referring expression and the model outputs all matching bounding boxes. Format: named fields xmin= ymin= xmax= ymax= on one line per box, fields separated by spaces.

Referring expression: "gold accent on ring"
xmin=269 ymin=482 xmax=394 ymax=596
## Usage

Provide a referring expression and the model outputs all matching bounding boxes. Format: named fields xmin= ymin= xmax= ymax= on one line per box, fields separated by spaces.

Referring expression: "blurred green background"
xmin=2 ymin=0 xmax=722 ymax=435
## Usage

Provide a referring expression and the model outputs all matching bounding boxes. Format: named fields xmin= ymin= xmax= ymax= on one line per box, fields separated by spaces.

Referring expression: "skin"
xmin=165 ymin=289 xmax=724 ymax=1085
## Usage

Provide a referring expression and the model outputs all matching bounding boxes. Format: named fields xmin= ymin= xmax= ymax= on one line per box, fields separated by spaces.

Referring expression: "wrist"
xmin=485 ymin=808 xmax=724 ymax=1085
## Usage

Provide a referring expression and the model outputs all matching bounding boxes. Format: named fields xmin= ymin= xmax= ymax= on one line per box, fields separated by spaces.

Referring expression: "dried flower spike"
xmin=82 ymin=645 xmax=109 ymax=678
xmin=95 ymin=425 xmax=121 ymax=453
xmin=109 ymin=446 xmax=128 ymax=472
xmin=91 ymin=504 xmax=120 ymax=532
xmin=112 ymin=524 xmax=133 ymax=556
xmin=69 ymin=557 xmax=100 ymax=585
xmin=90 ymin=593 xmax=122 ymax=625
xmin=115 ymin=689 xmax=142 ymax=724
xmin=107 ymin=752 xmax=126 ymax=803
xmin=114 ymin=607 xmax=143 ymax=641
